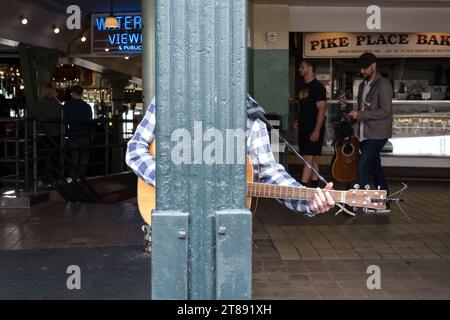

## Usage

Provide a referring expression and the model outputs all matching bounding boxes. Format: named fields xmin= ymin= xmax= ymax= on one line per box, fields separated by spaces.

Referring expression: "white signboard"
xmin=303 ymin=33 xmax=450 ymax=58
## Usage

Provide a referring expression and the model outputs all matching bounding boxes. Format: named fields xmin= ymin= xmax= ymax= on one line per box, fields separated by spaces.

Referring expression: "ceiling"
xmin=1 ymin=0 xmax=449 ymax=78
xmin=251 ymin=0 xmax=450 ymax=7
xmin=2 ymin=0 xmax=449 ymax=54
xmin=18 ymin=0 xmax=142 ymax=14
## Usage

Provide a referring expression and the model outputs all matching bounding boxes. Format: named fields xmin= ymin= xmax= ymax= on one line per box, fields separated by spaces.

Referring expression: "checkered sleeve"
xmin=248 ymin=119 xmax=316 ymax=217
xmin=125 ymin=98 xmax=156 ymax=186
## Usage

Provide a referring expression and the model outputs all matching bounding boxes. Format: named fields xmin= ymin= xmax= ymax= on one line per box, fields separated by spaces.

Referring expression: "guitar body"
xmin=136 ymin=141 xmax=156 ymax=225
xmin=331 ymin=136 xmax=360 ymax=182
xmin=137 ymin=140 xmax=258 ymax=225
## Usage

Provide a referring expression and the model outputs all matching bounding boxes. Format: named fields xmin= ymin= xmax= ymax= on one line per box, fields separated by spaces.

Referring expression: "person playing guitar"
xmin=126 ymin=94 xmax=336 ymax=218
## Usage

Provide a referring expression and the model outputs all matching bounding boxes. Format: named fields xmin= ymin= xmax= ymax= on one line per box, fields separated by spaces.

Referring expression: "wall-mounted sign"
xmin=91 ymin=13 xmax=142 ymax=54
xmin=303 ymin=33 xmax=450 ymax=58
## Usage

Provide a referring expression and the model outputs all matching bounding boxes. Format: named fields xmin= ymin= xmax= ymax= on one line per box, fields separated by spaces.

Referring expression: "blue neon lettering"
xmin=96 ymin=17 xmax=107 ymax=31
xmin=124 ymin=16 xmax=132 ymax=30
xmin=134 ymin=16 xmax=142 ymax=30
xmin=108 ymin=33 xmax=142 ymax=46
xmin=118 ymin=45 xmax=141 ymax=51
xmin=96 ymin=15 xmax=142 ymax=31
xmin=129 ymin=33 xmax=141 ymax=44
xmin=108 ymin=34 xmax=117 ymax=44
xmin=96 ymin=14 xmax=143 ymax=52
xmin=116 ymin=16 xmax=123 ymax=27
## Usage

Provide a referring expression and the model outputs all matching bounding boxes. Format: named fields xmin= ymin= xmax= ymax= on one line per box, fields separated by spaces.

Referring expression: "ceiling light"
xmin=52 ymin=25 xmax=60 ymax=34
xmin=20 ymin=16 xmax=28 ymax=25
xmin=81 ymin=35 xmax=87 ymax=42
xmin=105 ymin=48 xmax=110 ymax=52
xmin=105 ymin=0 xmax=119 ymax=28
xmin=124 ymin=56 xmax=129 ymax=60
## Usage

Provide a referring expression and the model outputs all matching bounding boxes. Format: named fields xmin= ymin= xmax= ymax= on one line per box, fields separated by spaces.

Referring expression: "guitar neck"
xmin=247 ymin=182 xmax=346 ymax=203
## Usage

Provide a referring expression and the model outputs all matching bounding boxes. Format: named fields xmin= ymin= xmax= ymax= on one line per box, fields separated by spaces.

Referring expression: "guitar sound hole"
xmin=342 ymin=144 xmax=354 ymax=155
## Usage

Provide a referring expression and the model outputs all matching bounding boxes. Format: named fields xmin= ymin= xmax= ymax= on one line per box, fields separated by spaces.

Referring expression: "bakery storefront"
xmin=289 ymin=31 xmax=450 ymax=178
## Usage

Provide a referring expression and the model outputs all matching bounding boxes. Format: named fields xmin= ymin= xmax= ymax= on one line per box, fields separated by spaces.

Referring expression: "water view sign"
xmin=91 ymin=13 xmax=142 ymax=54
xmin=304 ymin=33 xmax=450 ymax=58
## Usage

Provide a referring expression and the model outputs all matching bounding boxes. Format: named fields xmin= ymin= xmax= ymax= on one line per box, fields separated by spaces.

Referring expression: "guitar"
xmin=331 ymin=90 xmax=360 ymax=182
xmin=137 ymin=140 xmax=387 ymax=225
xmin=331 ymin=136 xmax=360 ymax=182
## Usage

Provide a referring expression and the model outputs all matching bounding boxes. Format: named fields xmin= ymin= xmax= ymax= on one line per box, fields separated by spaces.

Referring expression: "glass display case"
xmin=326 ymin=100 xmax=450 ymax=156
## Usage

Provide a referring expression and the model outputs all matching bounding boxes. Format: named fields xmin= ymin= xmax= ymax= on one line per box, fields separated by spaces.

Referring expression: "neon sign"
xmin=91 ymin=13 xmax=142 ymax=53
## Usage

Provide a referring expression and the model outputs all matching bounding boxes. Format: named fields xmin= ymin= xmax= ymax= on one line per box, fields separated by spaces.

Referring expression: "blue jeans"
xmin=358 ymin=139 xmax=388 ymax=194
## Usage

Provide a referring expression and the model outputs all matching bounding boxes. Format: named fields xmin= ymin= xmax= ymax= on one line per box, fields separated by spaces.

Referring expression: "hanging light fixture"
xmin=19 ymin=16 xmax=28 ymax=25
xmin=104 ymin=0 xmax=119 ymax=28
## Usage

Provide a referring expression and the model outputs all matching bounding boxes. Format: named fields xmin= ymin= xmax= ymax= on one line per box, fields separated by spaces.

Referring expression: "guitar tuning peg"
xmin=365 ymin=184 xmax=370 ymax=190
xmin=352 ymin=207 xmax=358 ymax=212
xmin=353 ymin=184 xmax=360 ymax=190
xmin=377 ymin=185 xmax=381 ymax=190
xmin=362 ymin=208 xmax=368 ymax=214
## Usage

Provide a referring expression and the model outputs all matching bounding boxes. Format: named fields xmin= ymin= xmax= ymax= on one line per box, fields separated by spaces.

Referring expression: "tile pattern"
xmin=252 ymin=181 xmax=450 ymax=299
xmin=1 ymin=181 xmax=449 ymax=299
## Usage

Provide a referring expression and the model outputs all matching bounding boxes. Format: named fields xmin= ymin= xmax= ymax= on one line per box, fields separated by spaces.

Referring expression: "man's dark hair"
xmin=71 ymin=85 xmax=84 ymax=96
xmin=301 ymin=60 xmax=315 ymax=72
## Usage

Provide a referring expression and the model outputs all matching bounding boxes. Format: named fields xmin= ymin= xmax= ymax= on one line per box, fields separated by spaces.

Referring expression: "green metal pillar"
xmin=142 ymin=0 xmax=155 ymax=111
xmin=152 ymin=0 xmax=251 ymax=300
xmin=18 ymin=44 xmax=60 ymax=116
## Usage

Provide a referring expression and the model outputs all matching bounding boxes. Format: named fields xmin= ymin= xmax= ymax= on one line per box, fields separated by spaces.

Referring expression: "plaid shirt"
xmin=126 ymin=96 xmax=314 ymax=216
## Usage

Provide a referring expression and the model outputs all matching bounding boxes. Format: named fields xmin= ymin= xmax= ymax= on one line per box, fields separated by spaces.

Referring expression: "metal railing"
xmin=0 ymin=115 xmax=137 ymax=198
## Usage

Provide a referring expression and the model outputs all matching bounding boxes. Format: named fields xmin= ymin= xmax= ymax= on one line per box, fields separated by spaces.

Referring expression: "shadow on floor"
xmin=0 ymin=246 xmax=151 ymax=300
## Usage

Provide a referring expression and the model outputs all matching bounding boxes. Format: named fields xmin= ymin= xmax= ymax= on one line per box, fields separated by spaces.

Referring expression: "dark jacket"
xmin=33 ymin=98 xmax=62 ymax=136
xmin=64 ymin=99 xmax=93 ymax=139
xmin=356 ymin=73 xmax=393 ymax=139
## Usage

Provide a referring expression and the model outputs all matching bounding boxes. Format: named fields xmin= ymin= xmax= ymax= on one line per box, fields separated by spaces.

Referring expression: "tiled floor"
xmin=1 ymin=181 xmax=449 ymax=299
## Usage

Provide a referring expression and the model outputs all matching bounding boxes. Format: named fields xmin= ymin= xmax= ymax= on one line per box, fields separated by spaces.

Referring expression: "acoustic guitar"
xmin=331 ymin=90 xmax=360 ymax=182
xmin=137 ymin=140 xmax=387 ymax=225
xmin=331 ymin=136 xmax=360 ymax=182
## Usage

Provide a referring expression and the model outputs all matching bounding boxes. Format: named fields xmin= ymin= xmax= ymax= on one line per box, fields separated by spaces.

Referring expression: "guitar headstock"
xmin=338 ymin=90 xmax=351 ymax=113
xmin=344 ymin=188 xmax=387 ymax=210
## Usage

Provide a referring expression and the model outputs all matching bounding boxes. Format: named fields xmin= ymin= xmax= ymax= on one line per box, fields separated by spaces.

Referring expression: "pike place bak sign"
xmin=303 ymin=33 xmax=450 ymax=58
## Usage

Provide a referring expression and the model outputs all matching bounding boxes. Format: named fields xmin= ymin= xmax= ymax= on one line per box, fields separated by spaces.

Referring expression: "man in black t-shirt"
xmin=297 ymin=60 xmax=327 ymax=188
